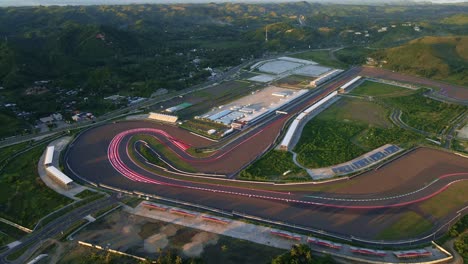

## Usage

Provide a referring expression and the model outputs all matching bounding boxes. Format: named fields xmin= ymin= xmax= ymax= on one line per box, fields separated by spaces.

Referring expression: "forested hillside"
xmin=0 ymin=2 xmax=466 ymax=137
xmin=374 ymin=36 xmax=468 ymax=86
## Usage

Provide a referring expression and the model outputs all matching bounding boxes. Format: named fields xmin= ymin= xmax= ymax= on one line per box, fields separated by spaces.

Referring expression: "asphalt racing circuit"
xmin=65 ymin=70 xmax=468 ymax=243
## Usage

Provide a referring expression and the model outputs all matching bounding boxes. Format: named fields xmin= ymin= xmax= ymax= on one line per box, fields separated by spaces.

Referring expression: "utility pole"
xmin=265 ymin=26 xmax=268 ymax=42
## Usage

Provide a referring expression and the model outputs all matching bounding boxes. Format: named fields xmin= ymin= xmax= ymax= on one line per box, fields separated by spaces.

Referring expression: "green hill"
xmin=441 ymin=14 xmax=468 ymax=25
xmin=375 ymin=36 xmax=468 ymax=86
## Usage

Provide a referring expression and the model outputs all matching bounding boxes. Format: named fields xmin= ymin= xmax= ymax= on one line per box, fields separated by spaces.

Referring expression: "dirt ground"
xmin=72 ymin=210 xmax=221 ymax=259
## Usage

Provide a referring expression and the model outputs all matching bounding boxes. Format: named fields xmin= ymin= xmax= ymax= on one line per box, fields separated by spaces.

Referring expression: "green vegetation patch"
xmin=272 ymin=244 xmax=334 ymax=264
xmin=377 ymin=211 xmax=433 ymax=240
xmin=180 ymin=119 xmax=228 ymax=139
xmin=374 ymin=36 xmax=468 ymax=86
xmin=0 ymin=145 xmax=72 ymax=228
xmin=291 ymin=50 xmax=346 ymax=68
xmin=455 ymin=233 xmax=468 ymax=263
xmin=382 ymin=90 xmax=466 ymax=134
xmin=0 ymin=141 xmax=30 ymax=164
xmin=294 ymin=119 xmax=367 ymax=168
xmin=201 ymin=235 xmax=286 ymax=264
xmin=441 ymin=14 xmax=468 ymax=25
xmin=239 ymin=150 xmax=308 ymax=182
xmin=453 ymin=139 xmax=468 ymax=154
xmin=419 ymin=181 xmax=468 ymax=218
xmin=318 ymin=97 xmax=391 ymax=128
xmin=135 ymin=142 xmax=166 ymax=167
xmin=335 ymin=46 xmax=378 ymax=66
xmin=75 ymin=189 xmax=97 ymax=199
xmin=129 ymin=135 xmax=196 ymax=173
xmin=0 ymin=111 xmax=29 ymax=139
xmin=350 ymin=81 xmax=415 ymax=97
xmin=294 ymin=96 xmax=424 ymax=168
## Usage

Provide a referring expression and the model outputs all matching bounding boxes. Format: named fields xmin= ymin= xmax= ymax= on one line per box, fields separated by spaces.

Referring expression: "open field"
xmin=317 ymin=97 xmax=391 ymax=128
xmin=180 ymin=119 xmax=229 ymax=139
xmin=350 ymin=80 xmax=415 ymax=97
xmin=291 ymin=50 xmax=346 ymax=68
xmin=273 ymin=75 xmax=315 ymax=89
xmin=0 ymin=144 xmax=72 ymax=228
xmin=149 ymin=80 xmax=256 ymax=121
xmin=294 ymin=97 xmax=424 ymax=168
xmin=377 ymin=211 xmax=433 ymax=240
xmin=239 ymin=150 xmax=308 ymax=182
xmin=358 ymin=67 xmax=468 ymax=100
xmin=0 ymin=141 xmax=29 ymax=164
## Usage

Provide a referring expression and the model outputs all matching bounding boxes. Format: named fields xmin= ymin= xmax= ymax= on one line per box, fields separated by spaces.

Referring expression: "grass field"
xmin=419 ymin=181 xmax=468 ymax=218
xmin=377 ymin=211 xmax=433 ymax=240
xmin=291 ymin=50 xmax=346 ymax=68
xmin=75 ymin=189 xmax=97 ymax=199
xmin=318 ymin=97 xmax=391 ymax=128
xmin=0 ymin=144 xmax=72 ymax=228
xmin=239 ymin=150 xmax=308 ymax=182
xmin=0 ymin=221 xmax=27 ymax=247
xmin=350 ymin=81 xmax=415 ymax=97
xmin=382 ymin=90 xmax=466 ymax=134
xmin=273 ymin=75 xmax=315 ymax=89
xmin=179 ymin=119 xmax=228 ymax=139
xmin=294 ymin=97 xmax=424 ymax=168
xmin=129 ymin=134 xmax=196 ymax=173
xmin=0 ymin=141 xmax=29 ymax=164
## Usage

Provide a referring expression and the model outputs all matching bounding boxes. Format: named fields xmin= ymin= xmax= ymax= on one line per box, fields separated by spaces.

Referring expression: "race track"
xmin=65 ymin=119 xmax=468 ymax=239
xmin=64 ymin=68 xmax=468 ymax=240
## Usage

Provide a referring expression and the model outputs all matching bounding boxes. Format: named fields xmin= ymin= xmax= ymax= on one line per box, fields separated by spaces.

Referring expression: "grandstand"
xmin=331 ymin=144 xmax=402 ymax=175
xmin=309 ymin=69 xmax=343 ymax=87
xmin=44 ymin=146 xmax=54 ymax=166
xmin=280 ymin=91 xmax=338 ymax=150
xmin=148 ymin=112 xmax=178 ymax=123
xmin=340 ymin=76 xmax=362 ymax=92
xmin=165 ymin=102 xmax=192 ymax=113
xmin=46 ymin=166 xmax=73 ymax=190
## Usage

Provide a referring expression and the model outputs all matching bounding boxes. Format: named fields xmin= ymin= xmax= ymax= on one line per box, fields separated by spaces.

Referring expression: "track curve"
xmin=107 ymin=126 xmax=468 ymax=210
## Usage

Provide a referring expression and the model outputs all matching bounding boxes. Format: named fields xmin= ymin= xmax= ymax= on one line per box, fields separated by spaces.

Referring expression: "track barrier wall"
xmin=78 ymin=241 xmax=148 ymax=262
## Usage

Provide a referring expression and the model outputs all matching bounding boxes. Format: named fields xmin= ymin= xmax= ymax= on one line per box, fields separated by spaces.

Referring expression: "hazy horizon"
xmin=0 ymin=0 xmax=466 ymax=7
